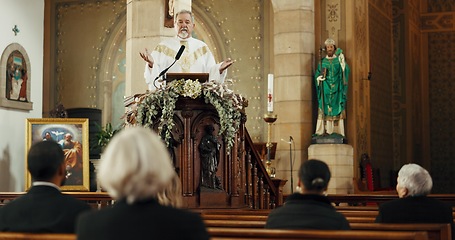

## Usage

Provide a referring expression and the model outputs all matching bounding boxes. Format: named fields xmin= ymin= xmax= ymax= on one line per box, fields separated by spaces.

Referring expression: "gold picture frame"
xmin=26 ymin=118 xmax=90 ymax=191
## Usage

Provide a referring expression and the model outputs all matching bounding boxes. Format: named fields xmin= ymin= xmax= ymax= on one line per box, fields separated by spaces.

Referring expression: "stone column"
xmin=270 ymin=0 xmax=315 ymax=194
xmin=125 ymin=0 xmax=191 ymax=96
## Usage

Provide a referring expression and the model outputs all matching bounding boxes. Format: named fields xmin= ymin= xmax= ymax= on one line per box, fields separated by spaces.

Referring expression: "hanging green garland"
xmin=132 ymin=79 xmax=247 ymax=151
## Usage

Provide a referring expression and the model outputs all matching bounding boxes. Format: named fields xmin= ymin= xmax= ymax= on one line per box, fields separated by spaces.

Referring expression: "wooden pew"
xmin=350 ymin=223 xmax=451 ymax=240
xmin=207 ymin=227 xmax=429 ymax=240
xmin=204 ymin=218 xmax=449 ymax=240
xmin=198 ymin=207 xmax=455 ymax=222
xmin=0 ymin=192 xmax=114 ymax=210
xmin=202 ymin=215 xmax=375 ymax=224
xmin=201 ymin=214 xmax=375 ymax=224
xmin=195 ymin=209 xmax=271 ymax=215
xmin=202 ymin=214 xmax=268 ymax=221
xmin=345 ymin=216 xmax=376 ymax=223
xmin=0 ymin=232 xmax=75 ymax=240
xmin=336 ymin=205 xmax=378 ymax=211
xmin=338 ymin=210 xmax=378 ymax=217
xmin=327 ymin=194 xmax=455 ymax=207
xmin=204 ymin=219 xmax=265 ymax=228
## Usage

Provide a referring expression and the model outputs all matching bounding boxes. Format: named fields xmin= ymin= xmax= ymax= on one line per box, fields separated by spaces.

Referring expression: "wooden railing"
xmin=243 ymin=128 xmax=285 ymax=209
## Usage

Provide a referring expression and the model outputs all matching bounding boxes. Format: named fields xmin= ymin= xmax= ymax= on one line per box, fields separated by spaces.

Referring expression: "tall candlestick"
xmin=267 ymin=74 xmax=274 ymax=112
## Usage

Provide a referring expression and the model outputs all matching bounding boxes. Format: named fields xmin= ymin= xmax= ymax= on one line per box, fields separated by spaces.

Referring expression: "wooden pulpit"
xmin=135 ymin=73 xmax=284 ymax=209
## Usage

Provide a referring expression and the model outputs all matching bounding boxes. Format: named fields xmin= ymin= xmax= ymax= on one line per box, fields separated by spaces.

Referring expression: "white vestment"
xmin=144 ymin=37 xmax=226 ymax=91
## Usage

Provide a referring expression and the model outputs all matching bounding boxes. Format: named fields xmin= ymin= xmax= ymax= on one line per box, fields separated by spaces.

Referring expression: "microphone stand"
xmin=289 ymin=136 xmax=293 ymax=193
xmin=153 ymin=59 xmax=178 ymax=89
xmin=152 ymin=45 xmax=185 ymax=89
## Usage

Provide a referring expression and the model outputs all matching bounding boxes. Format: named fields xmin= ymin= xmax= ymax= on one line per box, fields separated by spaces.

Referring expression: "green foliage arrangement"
xmin=95 ymin=123 xmax=120 ymax=150
xmin=134 ymin=79 xmax=247 ymax=150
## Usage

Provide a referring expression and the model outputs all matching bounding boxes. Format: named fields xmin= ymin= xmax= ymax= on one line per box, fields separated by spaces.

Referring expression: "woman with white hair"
xmin=376 ymin=163 xmax=454 ymax=239
xmin=76 ymin=127 xmax=209 ymax=240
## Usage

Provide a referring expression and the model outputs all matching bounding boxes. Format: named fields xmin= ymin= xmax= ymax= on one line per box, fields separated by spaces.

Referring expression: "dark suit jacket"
xmin=76 ymin=198 xmax=210 ymax=240
xmin=265 ymin=193 xmax=351 ymax=230
xmin=0 ymin=185 xmax=91 ymax=233
xmin=376 ymin=196 xmax=454 ymax=240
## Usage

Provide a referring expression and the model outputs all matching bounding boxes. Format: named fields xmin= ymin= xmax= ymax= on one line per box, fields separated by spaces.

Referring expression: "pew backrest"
xmin=204 ymin=219 xmax=450 ymax=240
xmin=350 ymin=223 xmax=451 ymax=240
xmin=204 ymin=219 xmax=265 ymax=228
xmin=202 ymin=214 xmax=268 ymax=221
xmin=0 ymin=232 xmax=75 ymax=240
xmin=208 ymin=227 xmax=429 ymax=240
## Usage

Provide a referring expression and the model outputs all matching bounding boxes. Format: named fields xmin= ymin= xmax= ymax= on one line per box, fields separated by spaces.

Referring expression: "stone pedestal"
xmin=308 ymin=144 xmax=354 ymax=194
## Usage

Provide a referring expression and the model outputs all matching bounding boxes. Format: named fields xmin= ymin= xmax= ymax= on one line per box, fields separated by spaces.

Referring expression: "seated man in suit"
xmin=376 ymin=163 xmax=454 ymax=240
xmin=0 ymin=141 xmax=91 ymax=233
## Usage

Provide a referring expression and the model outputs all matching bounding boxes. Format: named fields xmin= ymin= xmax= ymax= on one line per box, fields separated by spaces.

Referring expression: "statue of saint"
xmin=199 ymin=125 xmax=222 ymax=189
xmin=314 ymin=38 xmax=350 ymax=138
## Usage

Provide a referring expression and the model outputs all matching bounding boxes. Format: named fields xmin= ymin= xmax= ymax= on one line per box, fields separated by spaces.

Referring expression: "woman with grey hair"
xmin=265 ymin=159 xmax=350 ymax=230
xmin=376 ymin=163 xmax=454 ymax=239
xmin=76 ymin=127 xmax=209 ymax=240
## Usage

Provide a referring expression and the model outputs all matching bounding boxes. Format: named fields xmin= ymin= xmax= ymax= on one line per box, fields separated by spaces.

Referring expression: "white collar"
xmin=177 ymin=36 xmax=192 ymax=42
xmin=32 ymin=181 xmax=61 ymax=191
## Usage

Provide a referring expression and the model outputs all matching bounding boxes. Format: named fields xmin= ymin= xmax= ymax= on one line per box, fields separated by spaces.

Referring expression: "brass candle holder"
xmin=263 ymin=112 xmax=277 ymax=177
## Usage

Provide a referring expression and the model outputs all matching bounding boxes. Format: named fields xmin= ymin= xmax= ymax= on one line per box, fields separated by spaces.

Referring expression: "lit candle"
xmin=267 ymin=73 xmax=274 ymax=112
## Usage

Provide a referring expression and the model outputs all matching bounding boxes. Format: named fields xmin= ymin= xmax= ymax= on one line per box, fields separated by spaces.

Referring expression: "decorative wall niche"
xmin=0 ymin=43 xmax=33 ymax=110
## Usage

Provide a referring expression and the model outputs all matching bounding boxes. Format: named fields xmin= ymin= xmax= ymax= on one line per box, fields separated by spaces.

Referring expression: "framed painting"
xmin=26 ymin=118 xmax=90 ymax=191
xmin=0 ymin=43 xmax=33 ymax=110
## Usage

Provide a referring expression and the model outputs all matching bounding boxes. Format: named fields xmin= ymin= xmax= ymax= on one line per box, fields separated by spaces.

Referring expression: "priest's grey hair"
xmin=175 ymin=9 xmax=194 ymax=23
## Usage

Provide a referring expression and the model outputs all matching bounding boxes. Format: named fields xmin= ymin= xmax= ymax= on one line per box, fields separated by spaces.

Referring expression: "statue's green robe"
xmin=314 ymin=49 xmax=350 ymax=120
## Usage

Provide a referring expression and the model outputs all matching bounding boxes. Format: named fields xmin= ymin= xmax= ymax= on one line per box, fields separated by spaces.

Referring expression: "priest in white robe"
xmin=141 ymin=9 xmax=233 ymax=91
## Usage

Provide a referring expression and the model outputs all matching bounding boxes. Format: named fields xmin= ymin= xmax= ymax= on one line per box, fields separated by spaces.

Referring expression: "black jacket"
xmin=265 ymin=193 xmax=350 ymax=230
xmin=376 ymin=195 xmax=454 ymax=240
xmin=0 ymin=185 xmax=91 ymax=233
xmin=76 ymin=198 xmax=209 ymax=240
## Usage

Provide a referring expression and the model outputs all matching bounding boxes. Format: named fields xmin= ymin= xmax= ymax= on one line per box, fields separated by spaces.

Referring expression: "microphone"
xmin=289 ymin=136 xmax=293 ymax=142
xmin=175 ymin=45 xmax=185 ymax=60
xmin=281 ymin=138 xmax=292 ymax=144
xmin=154 ymin=45 xmax=186 ymax=83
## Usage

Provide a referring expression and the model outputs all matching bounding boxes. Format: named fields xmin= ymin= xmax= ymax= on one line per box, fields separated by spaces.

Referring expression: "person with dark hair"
xmin=0 ymin=141 xmax=90 ymax=233
xmin=376 ymin=163 xmax=454 ymax=239
xmin=265 ymin=159 xmax=350 ymax=230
